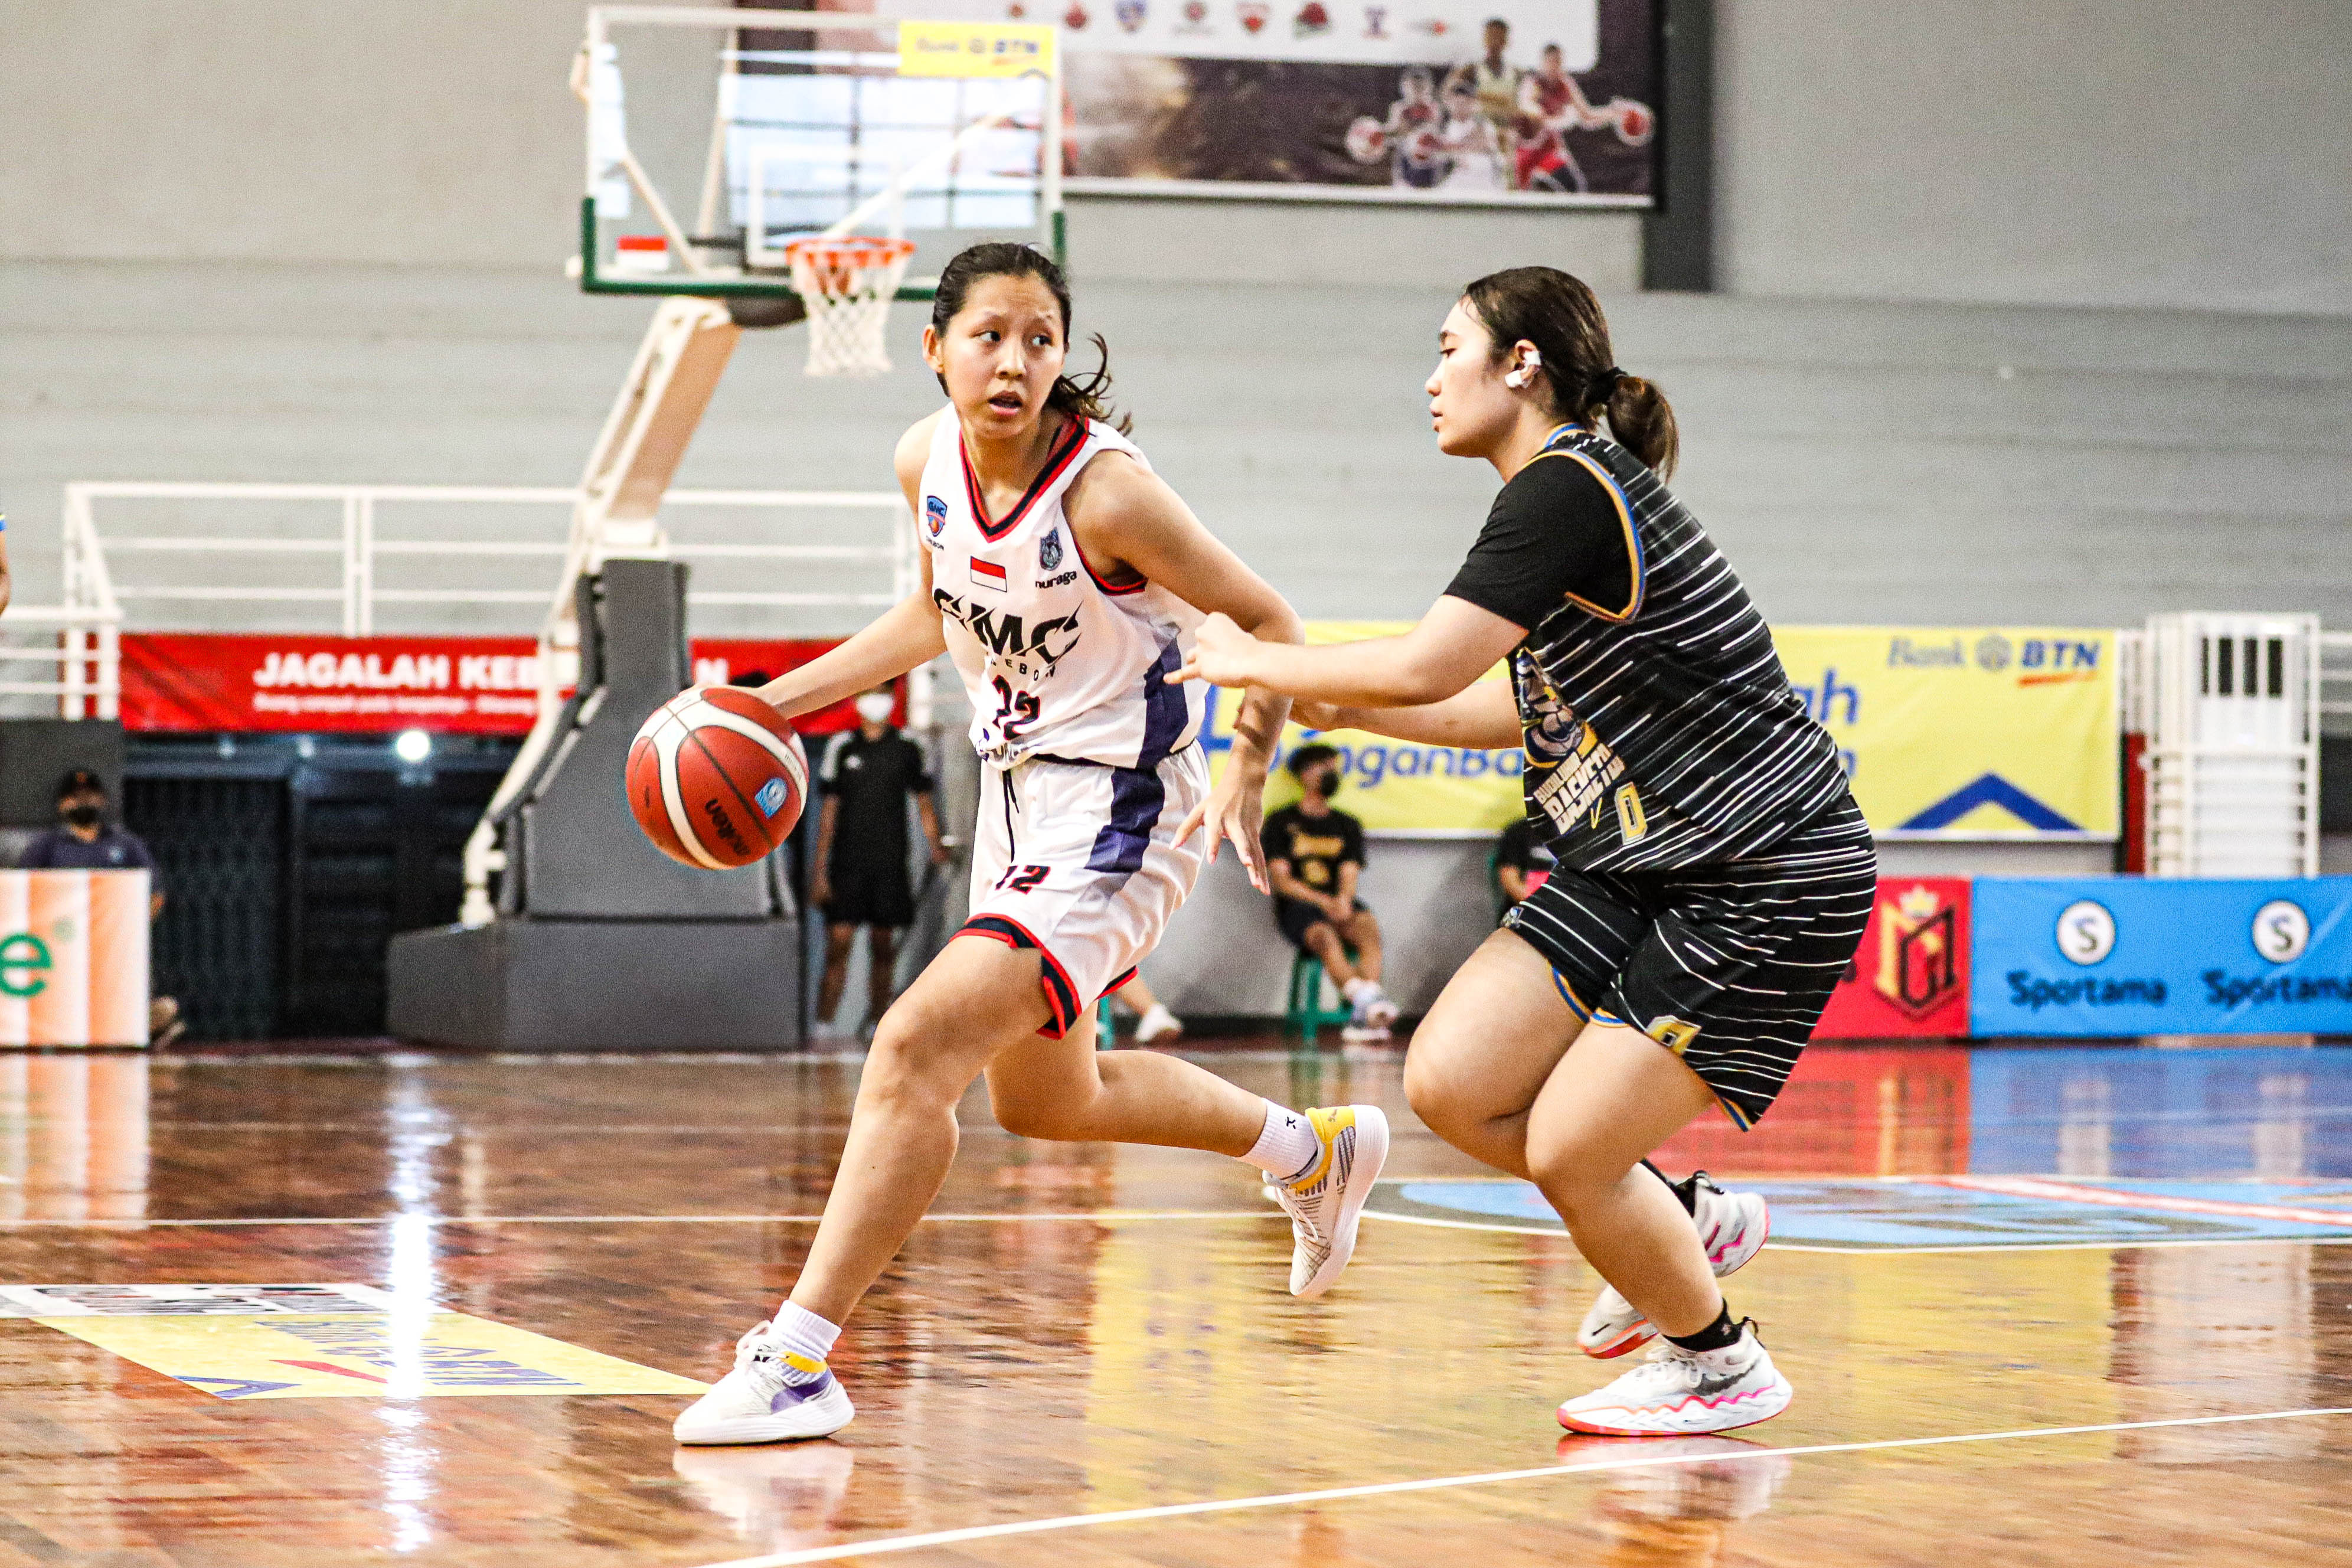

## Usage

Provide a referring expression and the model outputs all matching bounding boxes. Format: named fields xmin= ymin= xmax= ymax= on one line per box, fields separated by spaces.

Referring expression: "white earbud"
xmin=1503 ymin=346 xmax=1542 ymax=389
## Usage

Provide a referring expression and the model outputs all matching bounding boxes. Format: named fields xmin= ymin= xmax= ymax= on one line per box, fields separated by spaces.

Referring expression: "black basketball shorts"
xmin=822 ymin=860 xmax=916 ymax=929
xmin=1275 ymin=895 xmax=1368 ymax=950
xmin=1501 ymin=793 xmax=1876 ymax=1129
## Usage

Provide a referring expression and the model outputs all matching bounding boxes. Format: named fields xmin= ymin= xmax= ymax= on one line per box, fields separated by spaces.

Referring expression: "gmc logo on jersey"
xmin=934 ymin=592 xmax=1083 ymax=663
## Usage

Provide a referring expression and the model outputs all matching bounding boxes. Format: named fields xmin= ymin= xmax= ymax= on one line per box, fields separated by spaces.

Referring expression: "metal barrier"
xmin=0 ymin=607 xmax=124 ymax=720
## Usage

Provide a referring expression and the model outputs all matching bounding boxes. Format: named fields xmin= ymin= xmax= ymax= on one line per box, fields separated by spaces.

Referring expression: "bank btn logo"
xmin=2056 ymin=899 xmax=2116 ymax=966
xmin=1874 ymin=883 xmax=1960 ymax=1017
xmin=2252 ymin=899 xmax=2310 ymax=964
xmin=1974 ymin=634 xmax=2013 ymax=672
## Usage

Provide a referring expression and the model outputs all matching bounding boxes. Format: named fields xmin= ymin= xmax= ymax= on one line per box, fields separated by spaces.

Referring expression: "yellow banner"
xmin=1204 ymin=621 xmax=1523 ymax=834
xmin=1773 ymin=626 xmax=2117 ymax=839
xmin=44 ymin=1309 xmax=709 ymax=1400
xmin=1205 ymin=620 xmax=2116 ymax=840
xmin=896 ymin=20 xmax=1056 ymax=77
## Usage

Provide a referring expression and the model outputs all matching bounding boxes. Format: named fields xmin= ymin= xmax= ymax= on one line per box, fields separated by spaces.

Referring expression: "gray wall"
xmin=10 ymin=0 xmax=2348 ymax=313
xmin=1715 ymin=0 xmax=2352 ymax=313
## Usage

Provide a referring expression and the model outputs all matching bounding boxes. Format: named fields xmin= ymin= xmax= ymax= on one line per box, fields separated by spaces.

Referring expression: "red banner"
xmin=1814 ymin=876 xmax=1972 ymax=1040
xmin=119 ymin=633 xmax=859 ymax=736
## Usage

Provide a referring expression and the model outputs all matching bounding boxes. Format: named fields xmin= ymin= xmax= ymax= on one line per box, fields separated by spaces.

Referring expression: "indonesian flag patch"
xmin=970 ymin=557 xmax=1008 ymax=593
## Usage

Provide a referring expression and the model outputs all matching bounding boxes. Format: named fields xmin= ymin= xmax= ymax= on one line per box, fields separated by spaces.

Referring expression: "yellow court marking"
xmin=41 ymin=1311 xmax=708 ymax=1401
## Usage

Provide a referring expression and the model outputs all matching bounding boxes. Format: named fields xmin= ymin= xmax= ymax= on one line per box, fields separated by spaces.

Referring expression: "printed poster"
xmin=864 ymin=0 xmax=1658 ymax=203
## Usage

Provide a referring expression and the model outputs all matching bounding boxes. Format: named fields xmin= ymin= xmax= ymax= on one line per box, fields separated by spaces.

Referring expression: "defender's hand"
xmin=1168 ymin=613 xmax=1262 ymax=688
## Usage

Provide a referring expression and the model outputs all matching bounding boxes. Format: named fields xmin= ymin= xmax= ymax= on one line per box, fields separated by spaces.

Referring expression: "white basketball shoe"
xmin=1556 ymin=1321 xmax=1792 ymax=1436
xmin=673 ymin=1321 xmax=855 ymax=1445
xmin=1134 ymin=1003 xmax=1184 ymax=1044
xmin=1579 ymin=1173 xmax=1769 ymax=1360
xmin=1266 ymin=1104 xmax=1391 ymax=1297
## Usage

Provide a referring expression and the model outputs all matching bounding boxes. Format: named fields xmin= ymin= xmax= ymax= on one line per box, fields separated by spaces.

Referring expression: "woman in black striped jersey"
xmin=1174 ymin=266 xmax=1874 ymax=1438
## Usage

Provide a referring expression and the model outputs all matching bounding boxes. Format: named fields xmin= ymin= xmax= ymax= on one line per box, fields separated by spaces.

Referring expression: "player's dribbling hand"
xmin=1173 ymin=765 xmax=1273 ymax=894
xmin=1168 ymin=613 xmax=1259 ymax=688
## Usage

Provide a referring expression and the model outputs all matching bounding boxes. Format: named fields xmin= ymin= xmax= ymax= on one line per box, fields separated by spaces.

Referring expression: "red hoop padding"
xmin=782 ymin=236 xmax=917 ymax=294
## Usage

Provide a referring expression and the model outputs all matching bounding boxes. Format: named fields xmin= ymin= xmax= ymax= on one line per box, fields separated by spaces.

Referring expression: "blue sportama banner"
xmin=1970 ymin=878 xmax=2352 ymax=1037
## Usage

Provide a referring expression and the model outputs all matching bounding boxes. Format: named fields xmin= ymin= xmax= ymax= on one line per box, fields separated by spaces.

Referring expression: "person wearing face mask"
xmin=811 ymin=686 xmax=950 ymax=1037
xmin=1262 ymin=744 xmax=1399 ymax=1040
xmin=20 ymin=769 xmax=182 ymax=1044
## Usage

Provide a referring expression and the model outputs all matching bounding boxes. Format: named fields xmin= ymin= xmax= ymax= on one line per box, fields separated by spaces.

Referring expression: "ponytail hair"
xmin=929 ymin=242 xmax=1130 ymax=434
xmin=1460 ymin=266 xmax=1678 ymax=478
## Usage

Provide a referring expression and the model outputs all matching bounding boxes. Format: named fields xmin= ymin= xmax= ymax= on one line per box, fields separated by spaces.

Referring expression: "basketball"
xmin=625 ymin=686 xmax=809 ymax=869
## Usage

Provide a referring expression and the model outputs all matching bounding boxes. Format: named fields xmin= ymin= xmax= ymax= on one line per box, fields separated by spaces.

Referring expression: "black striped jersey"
xmin=1442 ymin=423 xmax=1852 ymax=873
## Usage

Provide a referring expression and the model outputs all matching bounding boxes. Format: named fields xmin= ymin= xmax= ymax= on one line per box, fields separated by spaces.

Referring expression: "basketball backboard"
xmin=572 ymin=5 xmax=1064 ymax=302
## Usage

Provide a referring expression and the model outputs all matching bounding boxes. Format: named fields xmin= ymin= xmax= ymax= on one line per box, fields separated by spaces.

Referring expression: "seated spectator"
xmin=1263 ymin=744 xmax=1399 ymax=1040
xmin=1492 ymin=815 xmax=1556 ymax=919
xmin=22 ymin=770 xmax=181 ymax=1045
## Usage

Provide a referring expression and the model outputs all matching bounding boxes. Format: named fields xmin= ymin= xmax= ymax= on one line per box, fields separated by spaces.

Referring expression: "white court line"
xmin=685 ymin=1405 xmax=2352 ymax=1568
xmin=1358 ymin=1206 xmax=2352 ymax=1254
xmin=0 ymin=1210 xmax=1277 ymax=1230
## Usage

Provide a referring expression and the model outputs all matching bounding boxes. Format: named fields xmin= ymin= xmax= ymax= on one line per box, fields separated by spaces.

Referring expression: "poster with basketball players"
xmin=869 ymin=0 xmax=1657 ymax=204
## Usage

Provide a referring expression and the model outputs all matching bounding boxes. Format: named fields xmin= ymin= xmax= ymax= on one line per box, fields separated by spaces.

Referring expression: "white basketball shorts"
xmin=960 ymin=744 xmax=1210 ymax=1038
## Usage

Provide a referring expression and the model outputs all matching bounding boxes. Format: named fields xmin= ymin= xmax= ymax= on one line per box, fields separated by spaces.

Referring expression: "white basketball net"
xmin=785 ymin=237 xmax=917 ymax=378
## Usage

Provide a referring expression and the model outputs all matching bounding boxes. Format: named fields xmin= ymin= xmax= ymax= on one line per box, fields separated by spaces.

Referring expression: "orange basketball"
xmin=626 ymin=686 xmax=809 ymax=869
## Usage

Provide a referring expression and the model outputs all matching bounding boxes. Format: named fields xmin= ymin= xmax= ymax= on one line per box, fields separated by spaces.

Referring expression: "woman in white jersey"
xmin=672 ymin=243 xmax=1391 ymax=1446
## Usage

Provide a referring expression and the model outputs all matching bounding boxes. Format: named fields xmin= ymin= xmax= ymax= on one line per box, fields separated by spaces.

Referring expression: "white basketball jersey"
xmin=919 ymin=412 xmax=1204 ymax=770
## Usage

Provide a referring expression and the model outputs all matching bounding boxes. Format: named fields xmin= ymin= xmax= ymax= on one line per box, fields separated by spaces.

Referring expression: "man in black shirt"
xmin=20 ymin=769 xmax=181 ymax=1044
xmin=1262 ymin=744 xmax=1399 ymax=1038
xmin=812 ymin=688 xmax=949 ymax=1036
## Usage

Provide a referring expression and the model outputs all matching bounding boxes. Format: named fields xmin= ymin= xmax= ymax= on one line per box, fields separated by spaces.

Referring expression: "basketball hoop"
xmin=784 ymin=236 xmax=917 ymax=378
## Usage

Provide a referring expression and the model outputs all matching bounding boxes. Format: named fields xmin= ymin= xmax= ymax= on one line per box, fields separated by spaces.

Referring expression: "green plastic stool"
xmin=1285 ymin=951 xmax=1354 ymax=1044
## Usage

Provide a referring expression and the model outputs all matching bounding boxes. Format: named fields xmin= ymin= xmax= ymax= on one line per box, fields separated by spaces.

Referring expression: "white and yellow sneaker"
xmin=1557 ymin=1321 xmax=1792 ymax=1436
xmin=1266 ymin=1104 xmax=1390 ymax=1298
xmin=674 ymin=1321 xmax=855 ymax=1445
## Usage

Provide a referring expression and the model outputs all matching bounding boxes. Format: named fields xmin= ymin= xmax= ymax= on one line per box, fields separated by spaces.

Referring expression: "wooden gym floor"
xmin=5 ymin=1040 xmax=2352 ymax=1567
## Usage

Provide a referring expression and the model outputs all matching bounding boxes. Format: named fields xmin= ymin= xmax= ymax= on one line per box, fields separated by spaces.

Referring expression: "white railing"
xmin=60 ymin=481 xmax=914 ymax=639
xmin=0 ymin=607 xmax=124 ymax=720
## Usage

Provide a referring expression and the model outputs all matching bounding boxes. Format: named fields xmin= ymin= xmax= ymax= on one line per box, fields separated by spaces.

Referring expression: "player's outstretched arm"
xmin=1067 ymin=453 xmax=1302 ymax=891
xmin=1174 ymin=593 xmax=1523 ymax=710
xmin=1295 ymin=680 xmax=1520 ymax=749
xmin=753 ymin=417 xmax=949 ymax=720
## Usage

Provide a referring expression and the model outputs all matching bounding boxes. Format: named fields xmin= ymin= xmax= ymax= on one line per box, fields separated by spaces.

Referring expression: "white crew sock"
xmin=1342 ymin=976 xmax=1371 ymax=1002
xmin=766 ymin=1301 xmax=841 ymax=1383
xmin=1244 ymin=1102 xmax=1324 ymax=1185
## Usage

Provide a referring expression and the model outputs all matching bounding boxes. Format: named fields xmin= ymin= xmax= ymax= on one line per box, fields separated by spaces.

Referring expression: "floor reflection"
xmin=1556 ymin=1436 xmax=1793 ymax=1568
xmin=1654 ymin=1044 xmax=2352 ymax=1181
xmin=0 ymin=1051 xmax=148 ymax=1221
xmin=672 ymin=1443 xmax=856 ymax=1552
